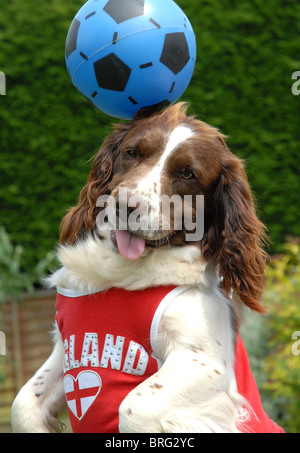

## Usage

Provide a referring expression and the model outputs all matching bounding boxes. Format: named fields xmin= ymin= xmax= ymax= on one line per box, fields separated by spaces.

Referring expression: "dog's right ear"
xmin=59 ymin=123 xmax=131 ymax=245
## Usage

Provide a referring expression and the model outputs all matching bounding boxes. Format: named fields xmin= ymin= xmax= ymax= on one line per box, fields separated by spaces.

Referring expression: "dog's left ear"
xmin=203 ymin=153 xmax=268 ymax=313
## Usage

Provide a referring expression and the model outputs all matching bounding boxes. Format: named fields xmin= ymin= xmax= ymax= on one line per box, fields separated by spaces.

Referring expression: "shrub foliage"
xmin=263 ymin=241 xmax=300 ymax=433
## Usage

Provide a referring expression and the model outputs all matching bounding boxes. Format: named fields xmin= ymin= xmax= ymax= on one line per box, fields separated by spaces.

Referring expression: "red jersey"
xmin=55 ymin=285 xmax=284 ymax=433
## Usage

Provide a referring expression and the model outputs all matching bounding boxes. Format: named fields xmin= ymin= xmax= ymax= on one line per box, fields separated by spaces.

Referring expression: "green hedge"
xmin=0 ymin=0 xmax=299 ymax=269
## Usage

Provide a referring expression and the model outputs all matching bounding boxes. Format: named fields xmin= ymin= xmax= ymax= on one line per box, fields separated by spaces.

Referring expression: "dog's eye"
xmin=126 ymin=149 xmax=138 ymax=159
xmin=181 ymin=169 xmax=196 ymax=180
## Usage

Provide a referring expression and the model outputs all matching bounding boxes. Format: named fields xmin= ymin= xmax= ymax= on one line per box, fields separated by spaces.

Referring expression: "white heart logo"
xmin=63 ymin=371 xmax=102 ymax=420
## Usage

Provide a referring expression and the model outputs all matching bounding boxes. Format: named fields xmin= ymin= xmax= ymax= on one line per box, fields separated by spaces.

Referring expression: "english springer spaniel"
xmin=12 ymin=103 xmax=283 ymax=433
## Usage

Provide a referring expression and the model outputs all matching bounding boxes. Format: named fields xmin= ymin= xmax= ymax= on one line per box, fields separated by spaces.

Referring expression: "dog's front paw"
xmin=119 ymin=393 xmax=164 ymax=433
xmin=11 ymin=388 xmax=50 ymax=433
xmin=160 ymin=409 xmax=238 ymax=433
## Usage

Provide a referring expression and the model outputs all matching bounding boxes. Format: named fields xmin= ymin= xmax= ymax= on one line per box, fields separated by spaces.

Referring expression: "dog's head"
xmin=60 ymin=103 xmax=267 ymax=312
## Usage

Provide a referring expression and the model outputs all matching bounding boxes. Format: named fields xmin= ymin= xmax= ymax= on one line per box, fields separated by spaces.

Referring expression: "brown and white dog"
xmin=11 ymin=103 xmax=268 ymax=433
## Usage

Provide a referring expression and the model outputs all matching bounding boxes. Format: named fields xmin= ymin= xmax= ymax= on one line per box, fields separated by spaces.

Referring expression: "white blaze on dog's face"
xmin=136 ymin=126 xmax=194 ymax=199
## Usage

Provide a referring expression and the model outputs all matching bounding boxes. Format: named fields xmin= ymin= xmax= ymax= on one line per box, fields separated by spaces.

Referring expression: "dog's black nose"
xmin=115 ymin=191 xmax=148 ymax=231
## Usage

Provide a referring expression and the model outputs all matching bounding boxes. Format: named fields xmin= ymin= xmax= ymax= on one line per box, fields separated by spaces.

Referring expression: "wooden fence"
xmin=0 ymin=290 xmax=58 ymax=433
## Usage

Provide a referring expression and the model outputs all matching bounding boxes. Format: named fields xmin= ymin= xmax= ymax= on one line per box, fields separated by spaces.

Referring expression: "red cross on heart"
xmin=63 ymin=371 xmax=102 ymax=420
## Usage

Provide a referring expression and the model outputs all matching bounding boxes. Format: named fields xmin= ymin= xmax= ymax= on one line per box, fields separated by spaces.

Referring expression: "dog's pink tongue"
xmin=116 ymin=230 xmax=146 ymax=261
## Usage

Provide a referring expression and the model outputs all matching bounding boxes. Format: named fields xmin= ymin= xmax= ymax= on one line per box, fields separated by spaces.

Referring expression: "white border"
xmin=150 ymin=286 xmax=192 ymax=360
xmin=57 ymin=286 xmax=102 ymax=298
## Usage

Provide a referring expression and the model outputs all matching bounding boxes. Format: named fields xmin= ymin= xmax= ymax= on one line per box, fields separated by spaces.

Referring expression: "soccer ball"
xmin=65 ymin=0 xmax=197 ymax=119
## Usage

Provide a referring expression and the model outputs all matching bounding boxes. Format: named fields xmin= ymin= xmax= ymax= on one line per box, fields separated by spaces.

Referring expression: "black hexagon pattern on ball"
xmin=94 ymin=53 xmax=132 ymax=91
xmin=160 ymin=32 xmax=190 ymax=75
xmin=103 ymin=0 xmax=145 ymax=24
xmin=65 ymin=18 xmax=80 ymax=58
